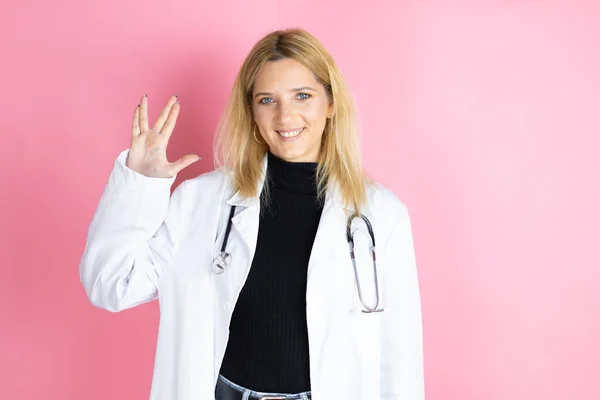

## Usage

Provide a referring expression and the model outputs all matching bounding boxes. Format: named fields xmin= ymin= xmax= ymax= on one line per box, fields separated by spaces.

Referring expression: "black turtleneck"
xmin=219 ymin=151 xmax=324 ymax=393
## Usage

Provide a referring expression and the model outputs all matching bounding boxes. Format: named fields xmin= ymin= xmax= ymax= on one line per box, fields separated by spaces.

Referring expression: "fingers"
xmin=169 ymin=154 xmax=201 ymax=175
xmin=153 ymin=95 xmax=179 ymax=133
xmin=139 ymin=94 xmax=149 ymax=133
xmin=132 ymin=104 xmax=140 ymax=137
xmin=160 ymin=100 xmax=181 ymax=139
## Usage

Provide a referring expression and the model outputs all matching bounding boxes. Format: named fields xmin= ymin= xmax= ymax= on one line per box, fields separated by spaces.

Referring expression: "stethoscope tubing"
xmin=213 ymin=206 xmax=384 ymax=313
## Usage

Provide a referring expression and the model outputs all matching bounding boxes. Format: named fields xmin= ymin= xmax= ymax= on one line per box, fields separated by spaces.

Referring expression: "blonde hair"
xmin=213 ymin=28 xmax=371 ymax=213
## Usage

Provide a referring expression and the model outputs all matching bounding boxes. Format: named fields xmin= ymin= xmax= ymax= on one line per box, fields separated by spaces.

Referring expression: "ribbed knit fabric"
xmin=218 ymin=150 xmax=324 ymax=393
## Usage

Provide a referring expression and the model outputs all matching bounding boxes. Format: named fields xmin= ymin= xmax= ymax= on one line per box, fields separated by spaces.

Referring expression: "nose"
xmin=276 ymin=103 xmax=293 ymax=124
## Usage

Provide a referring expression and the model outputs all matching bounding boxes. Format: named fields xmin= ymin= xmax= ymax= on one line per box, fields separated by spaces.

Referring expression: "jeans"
xmin=216 ymin=374 xmax=311 ymax=400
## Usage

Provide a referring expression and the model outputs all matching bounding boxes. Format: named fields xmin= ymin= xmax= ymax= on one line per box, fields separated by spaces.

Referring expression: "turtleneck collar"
xmin=266 ymin=151 xmax=319 ymax=195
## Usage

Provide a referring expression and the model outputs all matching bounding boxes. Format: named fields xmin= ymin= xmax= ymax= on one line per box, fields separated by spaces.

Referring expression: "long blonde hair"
xmin=213 ymin=28 xmax=370 ymax=213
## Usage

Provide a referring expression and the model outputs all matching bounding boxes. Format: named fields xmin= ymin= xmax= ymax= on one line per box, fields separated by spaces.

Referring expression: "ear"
xmin=327 ymin=101 xmax=335 ymax=118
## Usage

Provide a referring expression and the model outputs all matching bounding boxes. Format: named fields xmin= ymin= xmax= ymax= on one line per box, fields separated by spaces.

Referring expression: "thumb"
xmin=170 ymin=154 xmax=201 ymax=174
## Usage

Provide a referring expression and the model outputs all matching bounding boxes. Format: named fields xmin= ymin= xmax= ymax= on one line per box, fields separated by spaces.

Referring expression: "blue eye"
xmin=259 ymin=97 xmax=273 ymax=104
xmin=298 ymin=93 xmax=311 ymax=100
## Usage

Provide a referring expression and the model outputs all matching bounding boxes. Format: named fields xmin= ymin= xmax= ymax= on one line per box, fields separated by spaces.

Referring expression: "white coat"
xmin=79 ymin=149 xmax=425 ymax=400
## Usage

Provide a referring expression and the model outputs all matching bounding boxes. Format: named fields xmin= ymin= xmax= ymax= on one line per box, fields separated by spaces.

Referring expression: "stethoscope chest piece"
xmin=212 ymin=251 xmax=231 ymax=275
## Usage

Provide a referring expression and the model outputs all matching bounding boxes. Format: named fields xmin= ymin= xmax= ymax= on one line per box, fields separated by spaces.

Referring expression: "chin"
xmin=274 ymin=148 xmax=316 ymax=162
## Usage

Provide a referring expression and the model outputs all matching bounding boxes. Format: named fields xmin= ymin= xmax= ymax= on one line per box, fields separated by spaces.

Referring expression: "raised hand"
xmin=126 ymin=94 xmax=200 ymax=178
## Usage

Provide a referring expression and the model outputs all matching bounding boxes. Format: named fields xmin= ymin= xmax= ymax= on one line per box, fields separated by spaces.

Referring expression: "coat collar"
xmin=226 ymin=151 xmax=356 ymax=213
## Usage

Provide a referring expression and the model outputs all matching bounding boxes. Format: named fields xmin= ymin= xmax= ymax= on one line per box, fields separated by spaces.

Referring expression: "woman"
xmin=80 ymin=28 xmax=424 ymax=400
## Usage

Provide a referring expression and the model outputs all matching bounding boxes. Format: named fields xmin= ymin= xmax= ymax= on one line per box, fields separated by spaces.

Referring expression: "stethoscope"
xmin=212 ymin=206 xmax=384 ymax=313
xmin=346 ymin=213 xmax=384 ymax=313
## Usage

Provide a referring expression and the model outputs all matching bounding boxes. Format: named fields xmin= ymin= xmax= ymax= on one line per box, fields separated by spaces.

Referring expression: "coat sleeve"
xmin=79 ymin=149 xmax=187 ymax=313
xmin=380 ymin=203 xmax=425 ymax=399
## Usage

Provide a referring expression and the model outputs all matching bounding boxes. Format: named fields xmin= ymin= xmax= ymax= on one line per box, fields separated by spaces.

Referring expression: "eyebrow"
xmin=254 ymin=86 xmax=317 ymax=98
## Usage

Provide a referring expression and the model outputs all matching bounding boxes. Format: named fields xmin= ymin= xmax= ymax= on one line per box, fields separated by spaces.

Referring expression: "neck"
xmin=266 ymin=151 xmax=319 ymax=195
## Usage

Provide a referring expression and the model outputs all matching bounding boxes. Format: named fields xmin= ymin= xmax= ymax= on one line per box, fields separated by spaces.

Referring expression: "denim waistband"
xmin=217 ymin=374 xmax=312 ymax=400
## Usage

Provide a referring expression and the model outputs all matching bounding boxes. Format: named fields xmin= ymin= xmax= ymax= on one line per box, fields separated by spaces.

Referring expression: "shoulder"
xmin=362 ymin=179 xmax=413 ymax=248
xmin=364 ymin=179 xmax=409 ymax=220
xmin=180 ymin=166 xmax=234 ymax=205
xmin=185 ymin=165 xmax=230 ymax=190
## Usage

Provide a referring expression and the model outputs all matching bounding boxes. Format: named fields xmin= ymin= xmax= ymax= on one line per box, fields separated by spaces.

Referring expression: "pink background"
xmin=1 ymin=1 xmax=599 ymax=399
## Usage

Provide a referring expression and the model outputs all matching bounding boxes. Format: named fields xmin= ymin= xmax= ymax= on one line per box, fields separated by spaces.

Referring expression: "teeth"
xmin=277 ymin=128 xmax=303 ymax=137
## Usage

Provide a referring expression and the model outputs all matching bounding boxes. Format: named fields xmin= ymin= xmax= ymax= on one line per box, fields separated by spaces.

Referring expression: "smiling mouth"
xmin=276 ymin=127 xmax=304 ymax=138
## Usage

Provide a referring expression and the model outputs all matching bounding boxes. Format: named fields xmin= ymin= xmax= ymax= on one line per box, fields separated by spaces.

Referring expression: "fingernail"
xmin=174 ymin=94 xmax=178 ymax=98
xmin=144 ymin=94 xmax=147 ymax=98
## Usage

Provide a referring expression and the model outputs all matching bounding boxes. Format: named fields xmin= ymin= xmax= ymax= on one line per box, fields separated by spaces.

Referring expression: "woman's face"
xmin=252 ymin=58 xmax=333 ymax=163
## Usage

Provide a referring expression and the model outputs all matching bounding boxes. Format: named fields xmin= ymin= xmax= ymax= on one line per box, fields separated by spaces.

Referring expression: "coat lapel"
xmin=307 ymin=186 xmax=353 ymax=281
xmin=226 ymin=192 xmax=260 ymax=257
xmin=224 ymin=153 xmax=268 ymax=257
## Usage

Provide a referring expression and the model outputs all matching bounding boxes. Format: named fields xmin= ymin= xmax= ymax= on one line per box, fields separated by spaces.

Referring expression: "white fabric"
xmin=79 ymin=149 xmax=425 ymax=400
